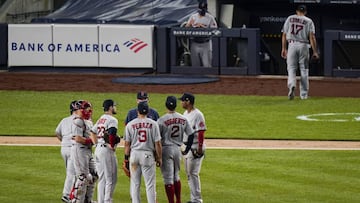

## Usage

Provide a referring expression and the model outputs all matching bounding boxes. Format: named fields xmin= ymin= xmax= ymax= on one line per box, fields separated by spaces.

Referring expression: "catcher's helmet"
xmin=70 ymin=100 xmax=77 ymax=115
xmin=73 ymin=100 xmax=92 ymax=120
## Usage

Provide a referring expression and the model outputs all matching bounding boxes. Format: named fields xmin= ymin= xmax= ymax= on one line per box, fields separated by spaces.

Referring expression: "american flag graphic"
xmin=123 ymin=38 xmax=148 ymax=53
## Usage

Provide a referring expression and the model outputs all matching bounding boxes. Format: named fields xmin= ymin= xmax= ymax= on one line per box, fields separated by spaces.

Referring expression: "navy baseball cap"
xmin=103 ymin=99 xmax=115 ymax=111
xmin=166 ymin=96 xmax=177 ymax=110
xmin=297 ymin=4 xmax=307 ymax=12
xmin=178 ymin=93 xmax=195 ymax=104
xmin=137 ymin=91 xmax=148 ymax=100
xmin=138 ymin=101 xmax=149 ymax=115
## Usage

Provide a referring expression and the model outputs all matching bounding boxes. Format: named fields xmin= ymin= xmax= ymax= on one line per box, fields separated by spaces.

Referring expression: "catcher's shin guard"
xmin=70 ymin=174 xmax=88 ymax=203
xmin=85 ymin=173 xmax=97 ymax=203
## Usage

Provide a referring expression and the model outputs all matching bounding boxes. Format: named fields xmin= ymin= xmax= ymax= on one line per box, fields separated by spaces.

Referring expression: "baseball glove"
xmin=103 ymin=130 xmax=110 ymax=143
xmin=191 ymin=149 xmax=204 ymax=159
xmin=122 ymin=160 xmax=130 ymax=178
xmin=103 ymin=131 xmax=121 ymax=147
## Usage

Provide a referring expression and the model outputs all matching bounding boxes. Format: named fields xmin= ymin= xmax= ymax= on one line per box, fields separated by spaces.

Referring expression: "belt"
xmin=288 ymin=40 xmax=308 ymax=44
xmin=97 ymin=144 xmax=107 ymax=148
xmin=192 ymin=38 xmax=210 ymax=43
xmin=72 ymin=144 xmax=90 ymax=149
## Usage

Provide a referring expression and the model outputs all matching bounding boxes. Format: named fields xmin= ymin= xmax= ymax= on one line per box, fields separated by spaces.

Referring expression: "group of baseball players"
xmin=56 ymin=91 xmax=207 ymax=203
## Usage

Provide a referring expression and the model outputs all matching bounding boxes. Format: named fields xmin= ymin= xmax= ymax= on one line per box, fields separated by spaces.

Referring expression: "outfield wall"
xmin=8 ymin=24 xmax=154 ymax=68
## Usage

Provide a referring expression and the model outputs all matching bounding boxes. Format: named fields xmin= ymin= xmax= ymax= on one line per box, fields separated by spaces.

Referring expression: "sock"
xmin=165 ymin=184 xmax=175 ymax=203
xmin=174 ymin=180 xmax=181 ymax=203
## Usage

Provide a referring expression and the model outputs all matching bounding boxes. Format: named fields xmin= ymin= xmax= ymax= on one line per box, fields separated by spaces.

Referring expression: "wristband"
xmin=85 ymin=138 xmax=92 ymax=145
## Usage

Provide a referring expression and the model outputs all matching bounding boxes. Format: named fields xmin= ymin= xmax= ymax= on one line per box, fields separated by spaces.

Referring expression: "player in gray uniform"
xmin=157 ymin=96 xmax=195 ymax=203
xmin=56 ymin=100 xmax=77 ymax=203
xmin=281 ymin=4 xmax=319 ymax=100
xmin=91 ymin=99 xmax=120 ymax=203
xmin=179 ymin=93 xmax=207 ymax=203
xmin=185 ymin=0 xmax=218 ymax=67
xmin=124 ymin=101 xmax=162 ymax=203
xmin=69 ymin=100 xmax=97 ymax=203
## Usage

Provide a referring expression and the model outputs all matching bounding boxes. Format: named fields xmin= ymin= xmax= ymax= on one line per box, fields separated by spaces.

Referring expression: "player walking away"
xmin=178 ymin=93 xmax=207 ymax=203
xmin=158 ymin=96 xmax=195 ymax=203
xmin=125 ymin=91 xmax=160 ymax=125
xmin=281 ymin=4 xmax=319 ymax=100
xmin=69 ymin=100 xmax=98 ymax=203
xmin=91 ymin=99 xmax=120 ymax=203
xmin=185 ymin=0 xmax=218 ymax=67
xmin=124 ymin=101 xmax=162 ymax=203
xmin=55 ymin=100 xmax=77 ymax=203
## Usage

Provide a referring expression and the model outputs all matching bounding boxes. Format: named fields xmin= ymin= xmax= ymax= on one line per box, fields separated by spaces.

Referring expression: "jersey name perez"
xmin=131 ymin=122 xmax=153 ymax=129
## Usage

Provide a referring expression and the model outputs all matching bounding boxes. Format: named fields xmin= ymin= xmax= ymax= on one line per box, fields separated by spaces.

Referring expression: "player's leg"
xmin=286 ymin=44 xmax=298 ymax=99
xmin=174 ymin=148 xmax=182 ymax=203
xmin=190 ymin=42 xmax=201 ymax=66
xmin=95 ymin=147 xmax=106 ymax=203
xmin=141 ymin=152 xmax=157 ymax=203
xmin=200 ymin=42 xmax=212 ymax=67
xmin=85 ymin=154 xmax=97 ymax=203
xmin=109 ymin=151 xmax=118 ymax=202
xmin=130 ymin=151 xmax=142 ymax=203
xmin=71 ymin=147 xmax=91 ymax=203
xmin=161 ymin=147 xmax=175 ymax=203
xmin=62 ymin=146 xmax=73 ymax=202
xmin=299 ymin=45 xmax=310 ymax=99
xmin=103 ymin=149 xmax=117 ymax=202
xmin=184 ymin=155 xmax=195 ymax=202
xmin=190 ymin=157 xmax=204 ymax=203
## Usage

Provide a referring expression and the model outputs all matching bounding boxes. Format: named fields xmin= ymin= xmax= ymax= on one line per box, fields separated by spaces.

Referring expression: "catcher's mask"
xmin=74 ymin=100 xmax=92 ymax=120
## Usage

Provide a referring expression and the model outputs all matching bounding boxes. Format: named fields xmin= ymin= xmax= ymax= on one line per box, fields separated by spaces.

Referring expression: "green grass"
xmin=0 ymin=90 xmax=359 ymax=140
xmin=1 ymin=146 xmax=360 ymax=202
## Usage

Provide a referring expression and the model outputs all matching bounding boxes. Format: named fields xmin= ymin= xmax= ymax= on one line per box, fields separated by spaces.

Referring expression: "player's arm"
xmin=197 ymin=130 xmax=205 ymax=155
xmin=90 ymin=131 xmax=97 ymax=145
xmin=106 ymin=127 xmax=120 ymax=149
xmin=281 ymin=32 xmax=287 ymax=59
xmin=73 ymin=135 xmax=93 ymax=145
xmin=185 ymin=16 xmax=195 ymax=27
xmin=55 ymin=121 xmax=63 ymax=141
xmin=123 ymin=140 xmax=131 ymax=177
xmin=309 ymin=32 xmax=319 ymax=59
xmin=155 ymin=140 xmax=162 ymax=167
xmin=182 ymin=133 xmax=194 ymax=155
xmin=55 ymin=133 xmax=62 ymax=142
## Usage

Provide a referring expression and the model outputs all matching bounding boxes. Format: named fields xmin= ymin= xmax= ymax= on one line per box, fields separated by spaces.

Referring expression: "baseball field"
xmin=0 ymin=72 xmax=359 ymax=202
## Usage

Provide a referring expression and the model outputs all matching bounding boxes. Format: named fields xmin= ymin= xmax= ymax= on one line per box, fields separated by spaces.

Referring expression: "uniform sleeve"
xmin=194 ymin=111 xmax=206 ymax=132
xmin=281 ymin=17 xmax=290 ymax=33
xmin=55 ymin=119 xmax=63 ymax=135
xmin=153 ymin=109 xmax=160 ymax=121
xmin=124 ymin=124 xmax=131 ymax=142
xmin=157 ymin=119 xmax=165 ymax=138
xmin=153 ymin=122 xmax=161 ymax=143
xmin=309 ymin=20 xmax=315 ymax=34
xmin=73 ymin=117 xmax=85 ymax=136
xmin=125 ymin=109 xmax=137 ymax=125
xmin=108 ymin=117 xmax=119 ymax=129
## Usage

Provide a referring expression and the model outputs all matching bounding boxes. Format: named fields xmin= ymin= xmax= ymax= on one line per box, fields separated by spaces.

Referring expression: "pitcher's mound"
xmin=112 ymin=75 xmax=219 ymax=85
